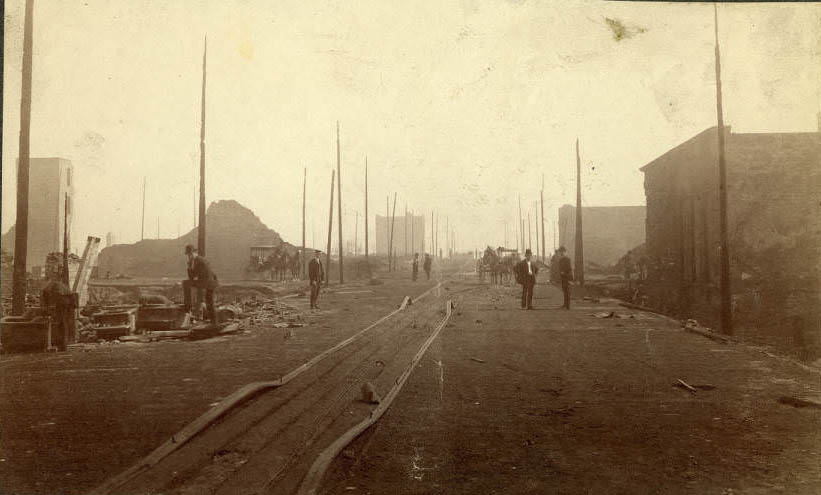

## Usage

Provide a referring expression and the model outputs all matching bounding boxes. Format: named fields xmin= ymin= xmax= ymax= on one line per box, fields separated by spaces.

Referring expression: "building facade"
xmin=557 ymin=205 xmax=646 ymax=267
xmin=640 ymin=126 xmax=821 ymax=358
xmin=2 ymin=158 xmax=75 ymax=270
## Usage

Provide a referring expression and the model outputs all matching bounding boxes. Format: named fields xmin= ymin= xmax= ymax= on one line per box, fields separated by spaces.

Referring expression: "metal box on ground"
xmin=1 ymin=316 xmax=53 ymax=353
xmin=137 ymin=304 xmax=189 ymax=332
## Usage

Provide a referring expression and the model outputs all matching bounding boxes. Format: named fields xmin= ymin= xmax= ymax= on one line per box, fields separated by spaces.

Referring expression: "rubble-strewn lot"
xmin=0 ymin=275 xmax=436 ymax=495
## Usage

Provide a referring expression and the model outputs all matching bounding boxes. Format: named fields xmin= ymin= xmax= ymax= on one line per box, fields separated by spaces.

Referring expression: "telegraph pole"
xmin=354 ymin=211 xmax=358 ymax=256
xmin=540 ymin=177 xmax=546 ymax=262
xmin=386 ymin=196 xmax=390 ymax=270
xmin=389 ymin=193 xmax=397 ymax=270
xmin=325 ymin=170 xmax=335 ymax=287
xmin=364 ymin=157 xmax=369 ymax=258
xmin=12 ymin=0 xmax=35 ymax=314
xmin=404 ymin=203 xmax=408 ymax=257
xmin=575 ymin=138 xmax=585 ymax=286
xmin=302 ymin=167 xmax=306 ymax=278
xmin=528 ymin=212 xmax=532 ymax=251
xmin=63 ymin=193 xmax=69 ymax=286
xmin=141 ymin=177 xmax=146 ymax=240
xmin=714 ymin=5 xmax=732 ymax=334
xmin=336 ymin=122 xmax=343 ymax=284
xmin=198 ymin=37 xmax=208 ymax=257
xmin=518 ymin=195 xmax=523 ymax=252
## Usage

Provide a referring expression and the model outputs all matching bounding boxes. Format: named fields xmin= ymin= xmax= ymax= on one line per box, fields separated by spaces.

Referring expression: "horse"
xmin=289 ymin=252 xmax=301 ymax=280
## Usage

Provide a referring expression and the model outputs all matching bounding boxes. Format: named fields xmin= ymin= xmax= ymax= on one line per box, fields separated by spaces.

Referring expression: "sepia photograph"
xmin=1 ymin=1 xmax=819 ymax=493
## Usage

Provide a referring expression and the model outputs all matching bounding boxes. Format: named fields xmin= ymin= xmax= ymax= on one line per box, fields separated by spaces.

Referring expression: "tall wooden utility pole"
xmin=714 ymin=4 xmax=732 ymax=334
xmin=12 ymin=0 xmax=35 ymax=315
xmin=336 ymin=122 xmax=343 ymax=284
xmin=540 ymin=177 xmax=546 ymax=262
xmin=404 ymin=203 xmax=408 ymax=257
xmin=446 ymin=217 xmax=449 ymax=258
xmin=535 ymin=205 xmax=539 ymax=260
xmin=389 ymin=193 xmax=397 ymax=270
xmin=302 ymin=167 xmax=306 ymax=278
xmin=518 ymin=195 xmax=523 ymax=252
xmin=410 ymin=210 xmax=415 ymax=255
xmin=433 ymin=212 xmax=442 ymax=259
xmin=430 ymin=211 xmax=434 ymax=254
xmin=364 ymin=157 xmax=369 ymax=258
xmin=575 ymin=138 xmax=584 ymax=286
xmin=354 ymin=211 xmax=358 ymax=256
xmin=528 ymin=213 xmax=532 ymax=251
xmin=386 ymin=196 xmax=390 ymax=270
xmin=198 ymin=37 xmax=208 ymax=257
xmin=141 ymin=177 xmax=146 ymax=240
xmin=63 ymin=193 xmax=69 ymax=286
xmin=325 ymin=170 xmax=335 ymax=287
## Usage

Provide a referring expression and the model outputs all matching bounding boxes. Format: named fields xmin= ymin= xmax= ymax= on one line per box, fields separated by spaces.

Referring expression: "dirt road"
xmin=323 ymin=278 xmax=821 ymax=494
xmin=3 ymin=272 xmax=820 ymax=494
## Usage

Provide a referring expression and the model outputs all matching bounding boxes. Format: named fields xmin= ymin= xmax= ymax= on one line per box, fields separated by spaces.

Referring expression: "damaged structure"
xmin=557 ymin=205 xmax=646 ymax=268
xmin=639 ymin=126 xmax=821 ymax=358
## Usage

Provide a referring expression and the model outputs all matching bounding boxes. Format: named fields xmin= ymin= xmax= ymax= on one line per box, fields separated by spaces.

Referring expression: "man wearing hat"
xmin=515 ymin=248 xmax=538 ymax=310
xmin=308 ymin=249 xmax=324 ymax=309
xmin=557 ymin=246 xmax=573 ymax=309
xmin=183 ymin=244 xmax=219 ymax=325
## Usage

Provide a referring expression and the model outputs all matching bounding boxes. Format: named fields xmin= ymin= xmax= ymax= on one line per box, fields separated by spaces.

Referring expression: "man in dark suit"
xmin=558 ymin=246 xmax=573 ymax=309
xmin=423 ymin=254 xmax=432 ymax=280
xmin=308 ymin=250 xmax=324 ymax=309
xmin=183 ymin=244 xmax=219 ymax=325
xmin=515 ymin=248 xmax=538 ymax=310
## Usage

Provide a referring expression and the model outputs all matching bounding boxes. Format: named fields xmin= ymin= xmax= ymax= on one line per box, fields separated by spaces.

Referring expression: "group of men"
xmin=180 ymin=242 xmax=440 ymax=323
xmin=514 ymin=246 xmax=573 ymax=310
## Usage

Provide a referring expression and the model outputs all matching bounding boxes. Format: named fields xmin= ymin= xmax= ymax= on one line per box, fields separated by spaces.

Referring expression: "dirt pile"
xmin=96 ymin=200 xmax=294 ymax=280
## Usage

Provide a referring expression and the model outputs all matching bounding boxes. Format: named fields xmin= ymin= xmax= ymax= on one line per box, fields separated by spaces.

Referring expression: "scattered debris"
xmin=777 ymin=396 xmax=821 ymax=409
xmin=582 ymin=296 xmax=600 ymax=303
xmin=470 ymin=357 xmax=486 ymax=364
xmin=675 ymin=379 xmax=697 ymax=393
xmin=360 ymin=382 xmax=381 ymax=404
xmin=592 ymin=311 xmax=616 ymax=319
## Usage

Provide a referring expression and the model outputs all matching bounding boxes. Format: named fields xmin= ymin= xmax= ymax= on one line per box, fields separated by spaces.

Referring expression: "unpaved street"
xmin=324 ymin=278 xmax=821 ymax=494
xmin=2 ymin=273 xmax=820 ymax=494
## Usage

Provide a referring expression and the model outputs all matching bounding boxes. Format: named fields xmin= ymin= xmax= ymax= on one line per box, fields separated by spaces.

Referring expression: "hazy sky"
xmin=2 ymin=0 xmax=819 ymax=253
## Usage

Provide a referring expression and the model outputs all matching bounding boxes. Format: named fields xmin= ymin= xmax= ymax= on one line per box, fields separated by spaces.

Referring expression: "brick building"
xmin=640 ymin=126 xmax=821 ymax=358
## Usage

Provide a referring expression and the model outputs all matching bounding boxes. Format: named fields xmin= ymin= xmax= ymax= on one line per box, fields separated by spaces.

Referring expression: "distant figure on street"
xmin=423 ymin=253 xmax=432 ymax=280
xmin=412 ymin=253 xmax=419 ymax=281
xmin=549 ymin=248 xmax=561 ymax=284
xmin=515 ymin=248 xmax=538 ymax=310
xmin=308 ymin=250 xmax=324 ymax=309
xmin=558 ymin=246 xmax=573 ymax=309
xmin=183 ymin=244 xmax=219 ymax=325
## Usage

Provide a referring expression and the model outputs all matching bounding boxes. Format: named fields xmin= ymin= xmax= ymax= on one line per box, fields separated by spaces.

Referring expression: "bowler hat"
xmin=184 ymin=244 xmax=195 ymax=255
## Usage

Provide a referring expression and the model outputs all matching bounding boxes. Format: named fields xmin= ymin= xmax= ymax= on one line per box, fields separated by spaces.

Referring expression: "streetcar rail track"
xmin=89 ymin=282 xmax=441 ymax=495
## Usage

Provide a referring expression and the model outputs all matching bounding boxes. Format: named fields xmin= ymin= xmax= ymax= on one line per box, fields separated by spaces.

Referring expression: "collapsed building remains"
xmin=640 ymin=126 xmax=821 ymax=359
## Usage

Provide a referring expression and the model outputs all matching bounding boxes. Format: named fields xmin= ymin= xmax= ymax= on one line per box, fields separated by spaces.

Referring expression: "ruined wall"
xmin=96 ymin=200 xmax=292 ymax=280
xmin=641 ymin=127 xmax=821 ymax=359
xmin=557 ymin=205 xmax=646 ymax=267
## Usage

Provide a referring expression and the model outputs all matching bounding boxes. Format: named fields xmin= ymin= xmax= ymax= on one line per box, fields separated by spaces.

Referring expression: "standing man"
xmin=412 ymin=253 xmax=419 ymax=281
xmin=515 ymin=248 xmax=538 ymax=310
xmin=550 ymin=248 xmax=561 ymax=285
xmin=308 ymin=249 xmax=324 ymax=309
xmin=558 ymin=246 xmax=573 ymax=309
xmin=183 ymin=244 xmax=219 ymax=325
xmin=423 ymin=253 xmax=432 ymax=280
